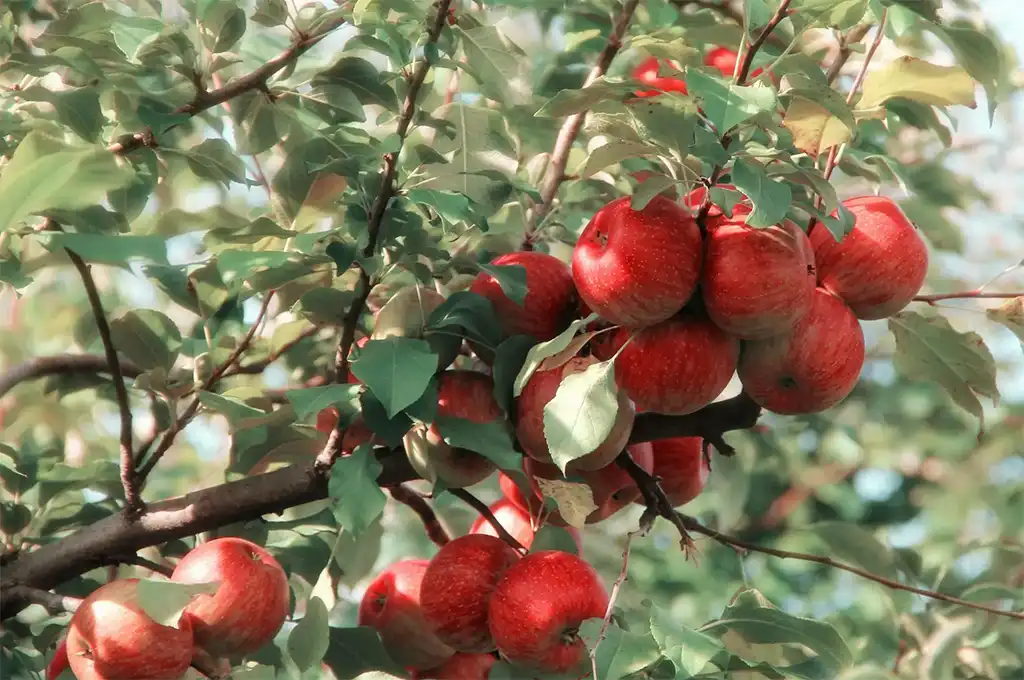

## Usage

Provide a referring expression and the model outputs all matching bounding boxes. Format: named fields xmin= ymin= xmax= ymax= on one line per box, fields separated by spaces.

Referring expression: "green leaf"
xmin=730 ymin=160 xmax=793 ymax=228
xmin=285 ymin=385 xmax=363 ymax=421
xmin=530 ymin=524 xmax=580 ymax=555
xmin=513 ymin=315 xmax=596 ymax=397
xmin=782 ymin=97 xmax=854 ymax=157
xmin=857 ymin=57 xmax=977 ymax=113
xmin=649 ymin=601 xmax=723 ymax=677
xmin=136 ymin=579 xmax=220 ymax=629
xmin=288 ymin=596 xmax=331 ymax=672
xmin=0 ymin=132 xmax=135 ymax=232
xmin=109 ymin=309 xmax=182 ymax=372
xmin=314 ymin=56 xmax=397 ymax=110
xmin=929 ymin=24 xmax=1003 ymax=121
xmin=322 ymin=626 xmax=407 ymax=679
xmin=350 ymin=338 xmax=438 ymax=418
xmin=631 ymin=174 xmax=678 ymax=211
xmin=405 ymin=189 xmax=478 ymax=226
xmin=328 ymin=445 xmax=387 ymax=537
xmin=53 ymin=87 xmax=104 ymax=142
xmin=888 ymin=311 xmax=1000 ymax=425
xmin=426 ymin=291 xmax=503 ymax=348
xmin=535 ymin=80 xmax=625 ymax=118
xmin=175 ymin=139 xmax=249 ymax=186
xmin=232 ymin=91 xmax=282 ymax=155
xmin=543 ymin=359 xmax=620 ymax=473
xmin=296 ymin=288 xmax=357 ymax=326
xmin=579 ymin=619 xmax=661 ymax=680
xmin=40 ymin=233 xmax=169 ymax=266
xmin=804 ymin=522 xmax=908 ymax=607
xmin=454 ymin=25 xmax=527 ymax=105
xmin=701 ymin=589 xmax=854 ymax=677
xmin=578 ymin=141 xmax=661 ymax=179
xmin=200 ymin=0 xmax=247 ymax=53
xmin=251 ymin=0 xmax=289 ymax=26
xmin=985 ymin=296 xmax=1024 ymax=350
xmin=491 ymin=334 xmax=536 ymax=415
xmin=686 ymin=71 xmax=777 ymax=134
xmin=476 ymin=262 xmax=528 ymax=306
xmin=433 ymin=416 xmax=522 ymax=470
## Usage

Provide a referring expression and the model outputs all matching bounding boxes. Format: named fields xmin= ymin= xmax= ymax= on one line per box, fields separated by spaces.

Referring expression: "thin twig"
xmin=389 ymin=485 xmax=451 ymax=547
xmin=65 ymin=249 xmax=141 ymax=516
xmin=679 ymin=515 xmax=1024 ymax=621
xmin=1 ymin=586 xmax=81 ymax=615
xmin=914 ymin=291 xmax=1023 ymax=304
xmin=225 ymin=323 xmax=321 ymax=377
xmin=136 ymin=294 xmax=275 ymax=481
xmin=589 ymin=514 xmax=652 ymax=679
xmin=134 ymin=392 xmax=165 ymax=466
xmin=107 ymin=18 xmax=347 ymax=155
xmin=825 ymin=24 xmax=871 ymax=84
xmin=449 ymin=488 xmax=529 ymax=554
xmin=115 ymin=554 xmax=175 ymax=578
xmin=314 ymin=0 xmax=455 ymax=475
xmin=524 ymin=0 xmax=642 ymax=246
xmin=617 ymin=451 xmax=695 ymax=554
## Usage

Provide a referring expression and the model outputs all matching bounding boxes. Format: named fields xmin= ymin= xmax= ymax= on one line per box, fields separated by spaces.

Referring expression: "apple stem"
xmin=449 ymin=488 xmax=529 ymax=554
xmin=389 ymin=484 xmax=452 ymax=547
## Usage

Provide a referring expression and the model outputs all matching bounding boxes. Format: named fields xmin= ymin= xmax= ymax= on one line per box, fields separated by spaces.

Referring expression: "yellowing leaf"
xmin=535 ymin=477 xmax=596 ymax=529
xmin=782 ymin=97 xmax=854 ymax=157
xmin=858 ymin=57 xmax=977 ymax=113
xmin=888 ymin=311 xmax=999 ymax=428
xmin=542 ymin=359 xmax=620 ymax=471
xmin=985 ymin=296 xmax=1024 ymax=348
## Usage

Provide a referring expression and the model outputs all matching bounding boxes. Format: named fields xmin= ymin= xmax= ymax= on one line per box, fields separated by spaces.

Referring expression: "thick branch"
xmin=449 ymin=488 xmax=529 ymax=554
xmin=1 ymin=586 xmax=81 ymax=615
xmin=315 ymin=0 xmax=455 ymax=474
xmin=65 ymin=249 xmax=141 ymax=515
xmin=630 ymin=392 xmax=761 ymax=449
xmin=525 ymin=0 xmax=641 ymax=245
xmin=389 ymin=485 xmax=451 ymax=547
xmin=107 ymin=19 xmax=347 ymax=155
xmin=680 ymin=516 xmax=1024 ymax=621
xmin=0 ymin=354 xmax=142 ymax=399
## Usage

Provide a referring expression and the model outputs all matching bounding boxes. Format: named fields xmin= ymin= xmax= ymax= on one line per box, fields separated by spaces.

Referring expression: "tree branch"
xmin=617 ymin=451 xmax=696 ymax=552
xmin=314 ymin=0 xmax=455 ymax=474
xmin=1 ymin=585 xmax=81 ymax=615
xmin=825 ymin=23 xmax=871 ymax=84
xmin=670 ymin=1 xmax=788 ymax=48
xmin=224 ymin=323 xmax=322 ymax=377
xmin=107 ymin=19 xmax=347 ymax=155
xmin=64 ymin=249 xmax=141 ymax=516
xmin=524 ymin=0 xmax=642 ymax=246
xmin=449 ymin=488 xmax=529 ymax=554
xmin=0 ymin=354 xmax=143 ymax=399
xmin=389 ymin=484 xmax=451 ymax=547
xmin=679 ymin=515 xmax=1024 ymax=621
xmin=914 ymin=291 xmax=1023 ymax=304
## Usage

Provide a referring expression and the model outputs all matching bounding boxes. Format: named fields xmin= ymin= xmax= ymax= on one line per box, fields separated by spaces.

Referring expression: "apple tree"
xmin=1 ymin=0 xmax=1022 ymax=679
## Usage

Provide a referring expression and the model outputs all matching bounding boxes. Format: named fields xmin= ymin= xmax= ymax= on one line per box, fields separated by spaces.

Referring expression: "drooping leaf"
xmin=857 ymin=57 xmax=977 ymax=113
xmin=579 ymin=619 xmax=662 ymax=680
xmin=327 ymin=445 xmax=387 ymax=538
xmin=985 ymin=295 xmax=1024 ymax=350
xmin=350 ymin=338 xmax=439 ymax=418
xmin=514 ymin=314 xmax=597 ymax=397
xmin=649 ymin=601 xmax=724 ymax=677
xmin=433 ymin=417 xmax=522 ymax=470
xmin=782 ymin=97 xmax=854 ymax=157
xmin=284 ymin=384 xmax=363 ymax=421
xmin=476 ymin=262 xmax=528 ymax=305
xmin=730 ymin=160 xmax=793 ymax=228
xmin=108 ymin=309 xmax=182 ymax=373
xmin=686 ymin=71 xmax=777 ymax=134
xmin=136 ymin=579 xmax=220 ymax=629
xmin=288 ymin=596 xmax=331 ymax=672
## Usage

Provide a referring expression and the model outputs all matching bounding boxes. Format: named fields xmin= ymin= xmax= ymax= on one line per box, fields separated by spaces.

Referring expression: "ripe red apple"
xmin=632 ymin=56 xmax=688 ymax=97
xmin=64 ymin=578 xmax=194 ymax=680
xmin=705 ymin=46 xmax=764 ymax=80
xmin=573 ymin=195 xmax=702 ymax=328
xmin=642 ymin=437 xmax=710 ymax=507
xmin=499 ymin=470 xmax=543 ymax=516
xmin=738 ymin=287 xmax=865 ymax=414
xmin=810 ymin=196 xmax=929 ymax=320
xmin=595 ymin=314 xmax=738 ymax=415
xmin=420 ymin=534 xmax=520 ymax=653
xmin=171 ymin=536 xmax=290 ymax=658
xmin=315 ymin=411 xmax=375 ymax=451
xmin=417 ymin=652 xmax=497 ymax=679
xmin=469 ymin=251 xmax=577 ymax=342
xmin=524 ymin=442 xmax=654 ymax=525
xmin=488 ymin=550 xmax=609 ymax=675
xmin=46 ymin=638 xmax=69 ymax=680
xmin=358 ymin=559 xmax=456 ymax=670
xmin=407 ymin=370 xmax=505 ymax=488
xmin=470 ymin=498 xmax=584 ymax=553
xmin=701 ymin=209 xmax=817 ymax=338
xmin=516 ymin=356 xmax=635 ymax=472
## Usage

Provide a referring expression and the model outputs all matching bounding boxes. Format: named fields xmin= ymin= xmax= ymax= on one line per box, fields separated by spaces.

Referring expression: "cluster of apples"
xmin=46 ymin=537 xmax=290 ymax=680
xmin=359 ymin=539 xmax=609 ymax=679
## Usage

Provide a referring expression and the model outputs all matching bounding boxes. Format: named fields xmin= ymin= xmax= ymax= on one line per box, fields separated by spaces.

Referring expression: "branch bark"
xmin=0 ymin=585 xmax=81 ymax=615
xmin=524 ymin=0 xmax=642 ymax=246
xmin=389 ymin=484 xmax=451 ymax=547
xmin=0 ymin=354 xmax=143 ymax=399
xmin=65 ymin=248 xmax=141 ymax=515
xmin=449 ymin=488 xmax=529 ymax=554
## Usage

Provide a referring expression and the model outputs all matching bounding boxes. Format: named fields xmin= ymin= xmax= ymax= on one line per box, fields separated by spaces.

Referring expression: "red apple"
xmin=643 ymin=437 xmax=710 ymax=507
xmin=499 ymin=471 xmax=542 ymax=516
xmin=407 ymin=370 xmax=505 ymax=488
xmin=701 ymin=209 xmax=817 ymax=338
xmin=488 ymin=550 xmax=609 ymax=675
xmin=596 ymin=314 xmax=738 ymax=414
xmin=358 ymin=559 xmax=456 ymax=670
xmin=315 ymin=411 xmax=375 ymax=452
xmin=421 ymin=535 xmax=520 ymax=653
xmin=810 ymin=196 xmax=929 ymax=320
xmin=573 ymin=195 xmax=702 ymax=328
xmin=516 ymin=356 xmax=635 ymax=472
xmin=171 ymin=536 xmax=290 ymax=658
xmin=738 ymin=287 xmax=865 ymax=414
xmin=632 ymin=56 xmax=688 ymax=97
xmin=46 ymin=638 xmax=69 ymax=680
xmin=469 ymin=251 xmax=577 ymax=342
xmin=65 ymin=578 xmax=194 ymax=680
xmin=524 ymin=442 xmax=654 ymax=525
xmin=418 ymin=652 xmax=497 ymax=679
xmin=705 ymin=46 xmax=764 ymax=80
xmin=470 ymin=498 xmax=584 ymax=553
